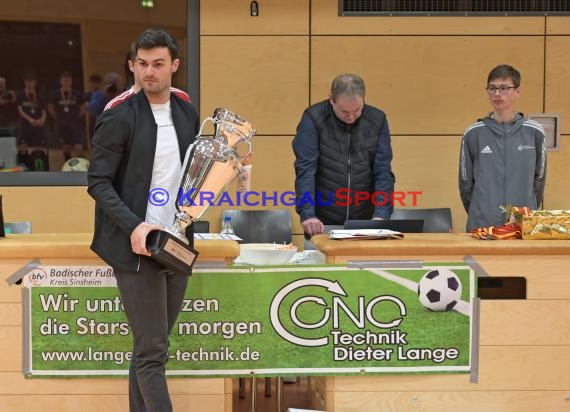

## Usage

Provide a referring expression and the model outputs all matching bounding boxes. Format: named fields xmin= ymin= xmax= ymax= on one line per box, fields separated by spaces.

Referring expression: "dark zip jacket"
xmin=293 ymin=99 xmax=395 ymax=225
xmin=87 ymin=91 xmax=199 ymax=271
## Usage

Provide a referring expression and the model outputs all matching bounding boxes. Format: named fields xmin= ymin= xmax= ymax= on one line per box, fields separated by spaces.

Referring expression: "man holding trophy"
xmin=88 ymin=29 xmax=199 ymax=412
xmin=88 ymin=28 xmax=255 ymax=412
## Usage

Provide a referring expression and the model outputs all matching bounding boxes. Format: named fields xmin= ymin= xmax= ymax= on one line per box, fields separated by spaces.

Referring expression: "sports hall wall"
xmin=1 ymin=0 xmax=569 ymax=244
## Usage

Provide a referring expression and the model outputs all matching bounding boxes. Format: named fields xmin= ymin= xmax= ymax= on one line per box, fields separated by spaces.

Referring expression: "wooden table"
xmin=311 ymin=232 xmax=570 ymax=263
xmin=0 ymin=232 xmax=239 ymax=262
xmin=0 ymin=233 xmax=239 ymax=412
xmin=307 ymin=233 xmax=570 ymax=412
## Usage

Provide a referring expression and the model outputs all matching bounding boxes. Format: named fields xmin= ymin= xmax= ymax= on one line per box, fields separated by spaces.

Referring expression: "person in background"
xmin=459 ymin=64 xmax=547 ymax=232
xmin=16 ymin=73 xmax=48 ymax=170
xmin=292 ymin=73 xmax=395 ymax=240
xmin=0 ymin=76 xmax=18 ymax=130
xmin=85 ymin=73 xmax=102 ymax=102
xmin=85 ymin=74 xmax=102 ymax=139
xmin=48 ymin=71 xmax=86 ymax=162
xmin=87 ymin=72 xmax=124 ymax=120
xmin=87 ymin=28 xmax=200 ymax=412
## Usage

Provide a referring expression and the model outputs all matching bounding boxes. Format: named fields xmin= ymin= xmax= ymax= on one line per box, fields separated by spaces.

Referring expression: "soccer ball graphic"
xmin=417 ymin=268 xmax=462 ymax=311
xmin=61 ymin=157 xmax=89 ymax=172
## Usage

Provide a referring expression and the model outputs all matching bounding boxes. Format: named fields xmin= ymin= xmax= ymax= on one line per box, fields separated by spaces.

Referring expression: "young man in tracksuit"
xmin=459 ymin=64 xmax=547 ymax=232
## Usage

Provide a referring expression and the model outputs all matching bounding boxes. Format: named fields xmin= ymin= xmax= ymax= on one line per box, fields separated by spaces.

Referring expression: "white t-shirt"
xmin=146 ymin=101 xmax=182 ymax=227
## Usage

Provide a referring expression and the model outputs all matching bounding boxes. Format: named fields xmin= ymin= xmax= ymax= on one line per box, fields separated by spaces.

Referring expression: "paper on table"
xmin=328 ymin=229 xmax=404 ymax=240
xmin=193 ymin=233 xmax=242 ymax=241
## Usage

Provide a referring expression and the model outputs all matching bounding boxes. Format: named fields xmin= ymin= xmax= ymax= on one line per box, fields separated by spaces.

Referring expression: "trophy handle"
xmin=197 ymin=116 xmax=216 ymax=138
xmin=242 ymin=140 xmax=252 ymax=158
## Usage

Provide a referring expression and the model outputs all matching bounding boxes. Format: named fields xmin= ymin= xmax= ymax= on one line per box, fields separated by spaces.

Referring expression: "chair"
xmin=192 ymin=220 xmax=210 ymax=233
xmin=390 ymin=208 xmax=453 ymax=233
xmin=221 ymin=210 xmax=292 ymax=244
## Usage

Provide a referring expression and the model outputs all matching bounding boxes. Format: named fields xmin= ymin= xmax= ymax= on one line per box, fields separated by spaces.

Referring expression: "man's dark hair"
xmin=129 ymin=28 xmax=179 ymax=61
xmin=89 ymin=74 xmax=103 ymax=83
xmin=487 ymin=64 xmax=521 ymax=88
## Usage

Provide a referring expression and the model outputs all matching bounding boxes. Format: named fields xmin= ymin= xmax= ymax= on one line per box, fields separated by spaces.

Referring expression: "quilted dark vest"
xmin=306 ymin=100 xmax=387 ymax=225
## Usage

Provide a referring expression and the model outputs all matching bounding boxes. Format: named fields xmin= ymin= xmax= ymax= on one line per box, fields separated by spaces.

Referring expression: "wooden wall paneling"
xmin=0 ymin=372 xmax=127 ymax=395
xmin=310 ymin=36 xmax=545 ymax=135
xmin=542 ymin=25 xmax=569 ymax=218
xmin=473 ymin=343 xmax=570 ymax=390
xmin=27 ymin=0 xmax=85 ymax=20
xmin=310 ymin=0 xmax=545 ymax=36
xmin=0 ymin=326 xmax=21 ymax=371
xmin=479 ymin=300 xmax=570 ymax=345
xmin=0 ymin=371 xmax=226 ymax=396
xmin=147 ymin=0 xmax=187 ymax=27
xmin=542 ymin=137 xmax=570 ymax=211
xmin=472 ymin=255 xmax=570 ymax=300
xmin=82 ymin=21 xmax=150 ymax=54
xmin=25 ymin=0 xmax=186 ymax=25
xmin=0 ymin=303 xmax=20 ymax=327
xmin=0 ymin=395 xmax=129 ymax=412
xmin=0 ymin=2 xmax=32 ymax=17
xmin=331 ymin=390 xmax=569 ymax=412
xmin=83 ymin=21 xmax=186 ymax=55
xmin=545 ymin=36 xmax=570 ymax=134
xmin=245 ymin=136 xmax=295 ymax=194
xmin=168 ymin=131 xmax=303 ymax=242
xmin=201 ymin=0 xmax=309 ymax=35
xmin=546 ymin=16 xmax=570 ymax=34
xmin=331 ymin=346 xmax=570 ymax=391
xmin=81 ymin=21 xmax=187 ymax=89
xmin=198 ymin=135 xmax=303 ymax=241
xmin=171 ymin=395 xmax=227 ymax=411
xmin=0 ymin=394 xmax=224 ymax=412
xmin=0 ymin=262 xmax=27 ymax=301
xmin=390 ymin=136 xmax=465 ymax=231
xmin=94 ymin=0 xmax=185 ymax=26
xmin=0 ymin=187 xmax=94 ymax=233
xmin=242 ymin=135 xmax=301 ymax=234
xmin=200 ymin=36 xmax=309 ymax=134
xmin=81 ymin=21 xmax=149 ymax=90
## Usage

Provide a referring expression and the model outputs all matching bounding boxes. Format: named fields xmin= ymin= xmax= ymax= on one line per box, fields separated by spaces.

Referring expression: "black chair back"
xmin=221 ymin=210 xmax=292 ymax=243
xmin=390 ymin=208 xmax=453 ymax=233
xmin=192 ymin=220 xmax=210 ymax=233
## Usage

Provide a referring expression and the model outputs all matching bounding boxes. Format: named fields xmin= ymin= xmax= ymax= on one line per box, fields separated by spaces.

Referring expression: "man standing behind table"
xmin=292 ymin=73 xmax=395 ymax=239
xmin=459 ymin=64 xmax=547 ymax=232
xmin=87 ymin=28 xmax=200 ymax=412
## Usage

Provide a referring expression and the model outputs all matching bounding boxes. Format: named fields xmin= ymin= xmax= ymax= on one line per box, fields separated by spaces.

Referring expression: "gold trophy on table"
xmin=146 ymin=108 xmax=256 ymax=273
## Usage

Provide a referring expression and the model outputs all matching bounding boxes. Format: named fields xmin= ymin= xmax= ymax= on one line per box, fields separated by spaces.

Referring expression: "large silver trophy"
xmin=146 ymin=108 xmax=256 ymax=273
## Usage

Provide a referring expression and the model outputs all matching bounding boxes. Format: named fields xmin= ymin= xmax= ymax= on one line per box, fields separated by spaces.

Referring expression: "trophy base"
xmin=146 ymin=230 xmax=199 ymax=275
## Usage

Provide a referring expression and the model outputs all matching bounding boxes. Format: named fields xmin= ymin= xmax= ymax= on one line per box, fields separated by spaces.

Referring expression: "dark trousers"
xmin=115 ymin=257 xmax=189 ymax=412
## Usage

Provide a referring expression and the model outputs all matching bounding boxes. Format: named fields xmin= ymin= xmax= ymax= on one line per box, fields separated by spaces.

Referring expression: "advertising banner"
xmin=23 ymin=264 xmax=475 ymax=377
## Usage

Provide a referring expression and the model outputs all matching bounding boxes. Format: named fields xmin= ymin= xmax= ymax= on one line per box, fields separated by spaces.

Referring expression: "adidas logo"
xmin=480 ymin=146 xmax=493 ymax=154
